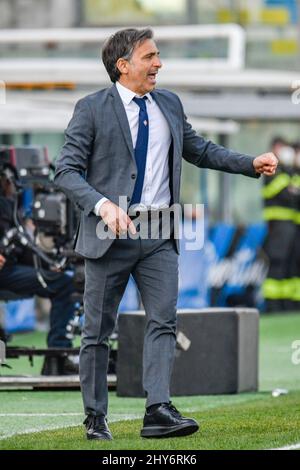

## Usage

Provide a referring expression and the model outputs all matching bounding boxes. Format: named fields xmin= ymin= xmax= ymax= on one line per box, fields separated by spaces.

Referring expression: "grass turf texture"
xmin=1 ymin=392 xmax=300 ymax=450
xmin=0 ymin=312 xmax=300 ymax=449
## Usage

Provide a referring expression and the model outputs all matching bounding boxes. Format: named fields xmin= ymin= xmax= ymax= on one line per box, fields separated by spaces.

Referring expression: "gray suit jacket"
xmin=54 ymin=84 xmax=258 ymax=259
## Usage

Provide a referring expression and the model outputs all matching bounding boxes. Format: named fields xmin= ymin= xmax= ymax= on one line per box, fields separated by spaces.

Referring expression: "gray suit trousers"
xmin=79 ymin=219 xmax=178 ymax=416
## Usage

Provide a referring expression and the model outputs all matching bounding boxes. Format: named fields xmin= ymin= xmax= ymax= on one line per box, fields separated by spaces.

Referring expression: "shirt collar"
xmin=116 ymin=81 xmax=153 ymax=105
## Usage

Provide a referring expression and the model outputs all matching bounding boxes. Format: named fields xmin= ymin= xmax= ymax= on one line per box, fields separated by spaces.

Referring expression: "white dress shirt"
xmin=94 ymin=81 xmax=172 ymax=215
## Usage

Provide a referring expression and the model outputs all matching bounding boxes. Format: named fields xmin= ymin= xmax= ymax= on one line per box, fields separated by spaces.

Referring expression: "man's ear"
xmin=116 ymin=58 xmax=128 ymax=76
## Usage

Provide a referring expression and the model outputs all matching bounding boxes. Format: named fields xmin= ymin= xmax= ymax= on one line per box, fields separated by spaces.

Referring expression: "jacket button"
xmin=127 ymin=196 xmax=130 ymax=202
xmin=131 ymin=174 xmax=136 ymax=179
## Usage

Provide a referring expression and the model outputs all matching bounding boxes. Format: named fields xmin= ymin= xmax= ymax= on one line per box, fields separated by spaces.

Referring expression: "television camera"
xmin=0 ymin=145 xmax=84 ymax=341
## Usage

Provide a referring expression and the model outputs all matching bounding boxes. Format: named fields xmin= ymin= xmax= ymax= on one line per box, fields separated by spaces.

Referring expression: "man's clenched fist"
xmin=253 ymin=152 xmax=278 ymax=176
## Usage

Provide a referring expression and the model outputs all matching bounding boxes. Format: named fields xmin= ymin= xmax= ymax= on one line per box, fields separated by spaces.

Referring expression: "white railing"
xmin=0 ymin=24 xmax=246 ymax=70
xmin=0 ymin=25 xmax=297 ymax=90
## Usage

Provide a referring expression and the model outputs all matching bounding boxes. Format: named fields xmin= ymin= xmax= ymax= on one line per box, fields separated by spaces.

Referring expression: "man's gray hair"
xmin=102 ymin=28 xmax=154 ymax=83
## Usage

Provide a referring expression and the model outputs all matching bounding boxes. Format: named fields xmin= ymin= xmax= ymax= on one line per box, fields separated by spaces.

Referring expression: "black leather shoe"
xmin=141 ymin=402 xmax=199 ymax=438
xmin=41 ymin=356 xmax=79 ymax=376
xmin=60 ymin=357 xmax=79 ymax=375
xmin=84 ymin=415 xmax=113 ymax=440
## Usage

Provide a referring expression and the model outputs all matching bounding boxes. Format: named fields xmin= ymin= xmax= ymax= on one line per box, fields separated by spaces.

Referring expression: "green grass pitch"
xmin=0 ymin=312 xmax=300 ymax=450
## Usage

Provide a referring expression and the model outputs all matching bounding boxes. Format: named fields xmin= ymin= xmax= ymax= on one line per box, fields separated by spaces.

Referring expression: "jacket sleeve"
xmin=179 ymin=102 xmax=259 ymax=179
xmin=54 ymin=98 xmax=105 ymax=216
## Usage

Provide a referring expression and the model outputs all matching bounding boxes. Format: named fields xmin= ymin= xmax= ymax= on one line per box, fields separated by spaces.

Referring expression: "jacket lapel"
xmin=151 ymin=90 xmax=180 ymax=205
xmin=110 ymin=84 xmax=135 ymax=163
xmin=109 ymin=85 xmax=179 ymax=163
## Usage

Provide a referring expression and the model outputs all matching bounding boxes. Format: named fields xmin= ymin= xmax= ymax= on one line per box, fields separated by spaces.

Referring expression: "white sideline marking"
xmin=0 ymin=413 xmax=140 ymax=441
xmin=0 ymin=413 xmax=82 ymax=417
xmin=272 ymin=442 xmax=300 ymax=450
xmin=0 ymin=424 xmax=80 ymax=441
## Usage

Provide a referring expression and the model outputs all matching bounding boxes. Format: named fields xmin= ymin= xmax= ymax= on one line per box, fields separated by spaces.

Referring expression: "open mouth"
xmin=148 ymin=72 xmax=157 ymax=82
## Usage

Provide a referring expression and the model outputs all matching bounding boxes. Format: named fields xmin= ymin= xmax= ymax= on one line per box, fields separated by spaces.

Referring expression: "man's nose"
xmin=153 ymin=56 xmax=162 ymax=68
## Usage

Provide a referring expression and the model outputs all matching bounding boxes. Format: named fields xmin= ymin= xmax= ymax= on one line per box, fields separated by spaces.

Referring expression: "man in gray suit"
xmin=54 ymin=28 xmax=277 ymax=440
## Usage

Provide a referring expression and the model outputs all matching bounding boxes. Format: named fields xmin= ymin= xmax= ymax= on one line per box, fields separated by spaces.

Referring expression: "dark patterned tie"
xmin=130 ymin=96 xmax=149 ymax=205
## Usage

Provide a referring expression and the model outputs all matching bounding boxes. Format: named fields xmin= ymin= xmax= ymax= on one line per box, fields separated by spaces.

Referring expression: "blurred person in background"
xmin=287 ymin=143 xmax=300 ymax=310
xmin=262 ymin=137 xmax=296 ymax=312
xmin=0 ymin=173 xmax=78 ymax=375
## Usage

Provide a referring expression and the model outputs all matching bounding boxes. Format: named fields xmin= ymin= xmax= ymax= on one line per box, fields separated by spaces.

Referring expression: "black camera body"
xmin=0 ymin=144 xmax=80 ymax=264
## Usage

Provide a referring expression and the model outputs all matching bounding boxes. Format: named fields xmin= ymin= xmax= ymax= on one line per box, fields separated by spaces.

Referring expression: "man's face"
xmin=118 ymin=39 xmax=162 ymax=95
xmin=0 ymin=175 xmax=15 ymax=197
xmin=272 ymin=143 xmax=285 ymax=158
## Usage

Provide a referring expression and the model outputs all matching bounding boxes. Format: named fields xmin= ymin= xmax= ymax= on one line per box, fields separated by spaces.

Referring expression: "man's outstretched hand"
xmin=253 ymin=153 xmax=278 ymax=176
